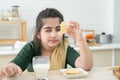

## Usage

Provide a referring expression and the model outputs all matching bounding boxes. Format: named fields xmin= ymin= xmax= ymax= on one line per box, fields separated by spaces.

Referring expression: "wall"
xmin=114 ymin=0 xmax=120 ymax=43
xmin=0 ymin=0 xmax=117 ymax=42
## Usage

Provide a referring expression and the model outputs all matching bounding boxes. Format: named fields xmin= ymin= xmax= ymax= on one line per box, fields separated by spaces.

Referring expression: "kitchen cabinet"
xmin=115 ymin=49 xmax=120 ymax=65
xmin=92 ymin=49 xmax=120 ymax=67
xmin=90 ymin=43 xmax=120 ymax=67
xmin=74 ymin=43 xmax=120 ymax=67
xmin=92 ymin=50 xmax=113 ymax=67
xmin=0 ymin=20 xmax=27 ymax=45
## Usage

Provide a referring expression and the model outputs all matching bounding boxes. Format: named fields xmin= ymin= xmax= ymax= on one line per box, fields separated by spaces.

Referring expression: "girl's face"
xmin=37 ymin=18 xmax=63 ymax=49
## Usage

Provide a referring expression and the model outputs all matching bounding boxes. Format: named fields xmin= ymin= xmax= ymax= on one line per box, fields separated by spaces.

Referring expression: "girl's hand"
xmin=0 ymin=63 xmax=22 ymax=79
xmin=67 ymin=21 xmax=83 ymax=41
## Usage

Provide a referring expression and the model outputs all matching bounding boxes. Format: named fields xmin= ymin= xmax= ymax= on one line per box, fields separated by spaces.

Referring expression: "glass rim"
xmin=33 ymin=56 xmax=49 ymax=58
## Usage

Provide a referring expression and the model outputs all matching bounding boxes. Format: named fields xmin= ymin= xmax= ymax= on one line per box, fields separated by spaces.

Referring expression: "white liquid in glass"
xmin=33 ymin=64 xmax=50 ymax=79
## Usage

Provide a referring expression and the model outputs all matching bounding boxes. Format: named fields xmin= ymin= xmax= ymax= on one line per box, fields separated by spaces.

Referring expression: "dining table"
xmin=2 ymin=67 xmax=119 ymax=80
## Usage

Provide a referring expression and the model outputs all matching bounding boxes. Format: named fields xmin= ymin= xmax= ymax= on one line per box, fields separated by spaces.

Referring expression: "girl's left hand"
xmin=67 ymin=21 xmax=83 ymax=41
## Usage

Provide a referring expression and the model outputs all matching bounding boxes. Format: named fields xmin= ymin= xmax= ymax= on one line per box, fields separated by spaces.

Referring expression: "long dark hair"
xmin=33 ymin=8 xmax=64 ymax=55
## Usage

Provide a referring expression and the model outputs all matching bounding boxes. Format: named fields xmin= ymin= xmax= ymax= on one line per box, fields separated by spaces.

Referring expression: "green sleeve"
xmin=66 ymin=46 xmax=80 ymax=68
xmin=11 ymin=41 xmax=36 ymax=71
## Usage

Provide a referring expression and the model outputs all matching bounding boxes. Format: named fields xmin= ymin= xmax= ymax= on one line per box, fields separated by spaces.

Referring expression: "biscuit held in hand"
xmin=58 ymin=22 xmax=67 ymax=35
xmin=66 ymin=68 xmax=82 ymax=75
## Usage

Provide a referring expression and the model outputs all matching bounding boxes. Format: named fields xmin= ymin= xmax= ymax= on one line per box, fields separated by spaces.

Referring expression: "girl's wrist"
xmin=76 ymin=37 xmax=87 ymax=46
xmin=76 ymin=35 xmax=84 ymax=42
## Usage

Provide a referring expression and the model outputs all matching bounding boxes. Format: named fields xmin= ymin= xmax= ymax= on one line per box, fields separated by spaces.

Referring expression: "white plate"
xmin=60 ymin=68 xmax=88 ymax=79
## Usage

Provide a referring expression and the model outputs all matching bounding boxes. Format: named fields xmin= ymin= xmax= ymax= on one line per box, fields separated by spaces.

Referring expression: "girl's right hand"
xmin=0 ymin=63 xmax=22 ymax=79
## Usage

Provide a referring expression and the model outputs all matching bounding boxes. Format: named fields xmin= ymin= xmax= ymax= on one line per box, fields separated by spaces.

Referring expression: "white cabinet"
xmin=92 ymin=50 xmax=112 ymax=67
xmin=115 ymin=49 xmax=120 ymax=65
xmin=90 ymin=43 xmax=120 ymax=67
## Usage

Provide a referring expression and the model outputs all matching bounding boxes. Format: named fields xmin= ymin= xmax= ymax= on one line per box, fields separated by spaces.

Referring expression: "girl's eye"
xmin=46 ymin=29 xmax=51 ymax=32
xmin=56 ymin=28 xmax=61 ymax=32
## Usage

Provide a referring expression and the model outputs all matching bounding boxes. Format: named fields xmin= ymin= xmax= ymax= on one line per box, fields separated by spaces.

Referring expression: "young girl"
xmin=0 ymin=8 xmax=93 ymax=78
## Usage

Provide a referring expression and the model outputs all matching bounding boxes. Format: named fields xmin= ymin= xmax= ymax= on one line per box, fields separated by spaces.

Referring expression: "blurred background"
xmin=0 ymin=0 xmax=120 ymax=68
xmin=0 ymin=0 xmax=120 ymax=43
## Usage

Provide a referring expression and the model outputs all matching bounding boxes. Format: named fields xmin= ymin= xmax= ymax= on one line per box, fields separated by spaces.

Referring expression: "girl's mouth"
xmin=49 ymin=40 xmax=58 ymax=43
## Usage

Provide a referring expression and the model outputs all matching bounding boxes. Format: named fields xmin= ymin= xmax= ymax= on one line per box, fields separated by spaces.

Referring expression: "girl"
xmin=0 ymin=8 xmax=93 ymax=78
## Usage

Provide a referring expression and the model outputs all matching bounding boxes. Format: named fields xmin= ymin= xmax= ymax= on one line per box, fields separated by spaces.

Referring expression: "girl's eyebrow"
xmin=43 ymin=26 xmax=60 ymax=29
xmin=43 ymin=27 xmax=51 ymax=29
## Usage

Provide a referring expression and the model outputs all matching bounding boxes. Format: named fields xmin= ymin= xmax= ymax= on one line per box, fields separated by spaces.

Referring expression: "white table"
xmin=3 ymin=67 xmax=119 ymax=80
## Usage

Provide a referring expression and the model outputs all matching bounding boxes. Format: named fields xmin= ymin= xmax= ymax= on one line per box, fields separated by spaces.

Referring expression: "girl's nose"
xmin=50 ymin=31 xmax=57 ymax=37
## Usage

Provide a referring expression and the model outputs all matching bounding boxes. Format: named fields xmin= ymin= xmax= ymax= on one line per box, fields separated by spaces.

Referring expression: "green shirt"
xmin=11 ymin=41 xmax=80 ymax=72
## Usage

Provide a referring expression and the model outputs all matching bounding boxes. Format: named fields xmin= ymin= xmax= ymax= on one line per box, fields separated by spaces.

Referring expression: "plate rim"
xmin=60 ymin=68 xmax=88 ymax=78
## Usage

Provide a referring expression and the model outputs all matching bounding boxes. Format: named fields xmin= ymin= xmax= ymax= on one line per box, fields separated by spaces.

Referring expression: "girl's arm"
xmin=67 ymin=21 xmax=93 ymax=71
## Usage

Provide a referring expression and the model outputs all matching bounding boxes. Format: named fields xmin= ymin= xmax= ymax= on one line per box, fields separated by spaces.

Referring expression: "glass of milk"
xmin=33 ymin=56 xmax=50 ymax=80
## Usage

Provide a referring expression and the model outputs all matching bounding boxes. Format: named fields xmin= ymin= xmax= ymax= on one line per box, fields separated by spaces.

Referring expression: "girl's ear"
xmin=37 ymin=34 xmax=41 ymax=39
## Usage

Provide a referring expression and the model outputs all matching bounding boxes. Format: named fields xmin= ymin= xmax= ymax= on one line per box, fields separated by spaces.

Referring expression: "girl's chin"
xmin=49 ymin=44 xmax=58 ymax=48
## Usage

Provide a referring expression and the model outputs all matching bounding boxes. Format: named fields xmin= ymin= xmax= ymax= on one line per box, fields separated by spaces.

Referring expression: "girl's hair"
xmin=33 ymin=8 xmax=64 ymax=54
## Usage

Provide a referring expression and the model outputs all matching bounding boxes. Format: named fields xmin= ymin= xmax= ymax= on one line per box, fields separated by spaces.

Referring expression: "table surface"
xmin=2 ymin=67 xmax=119 ymax=80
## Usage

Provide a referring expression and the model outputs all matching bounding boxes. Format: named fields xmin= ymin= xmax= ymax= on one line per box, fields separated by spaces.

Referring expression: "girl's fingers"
xmin=0 ymin=67 xmax=8 ymax=78
xmin=15 ymin=66 xmax=22 ymax=76
xmin=69 ymin=21 xmax=80 ymax=30
xmin=6 ymin=67 xmax=15 ymax=77
xmin=69 ymin=21 xmax=76 ymax=28
xmin=6 ymin=65 xmax=22 ymax=77
xmin=3 ymin=68 xmax=8 ymax=76
xmin=67 ymin=21 xmax=83 ymax=40
xmin=74 ymin=21 xmax=80 ymax=29
xmin=0 ymin=63 xmax=22 ymax=79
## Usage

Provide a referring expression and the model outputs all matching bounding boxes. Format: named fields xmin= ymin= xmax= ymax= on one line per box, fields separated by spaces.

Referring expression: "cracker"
xmin=58 ymin=22 xmax=67 ymax=35
xmin=65 ymin=68 xmax=82 ymax=75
